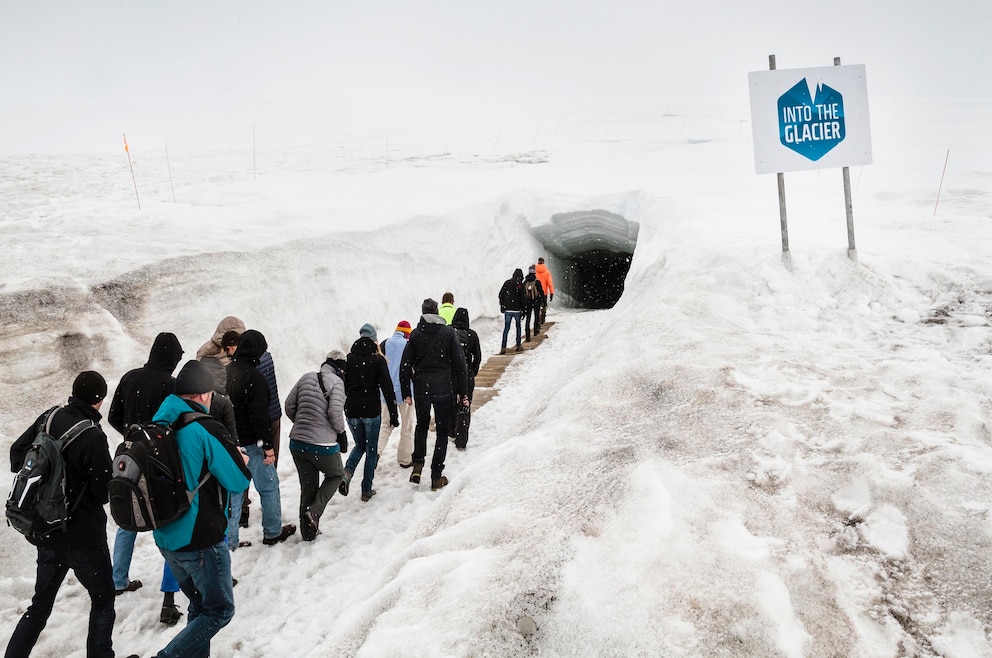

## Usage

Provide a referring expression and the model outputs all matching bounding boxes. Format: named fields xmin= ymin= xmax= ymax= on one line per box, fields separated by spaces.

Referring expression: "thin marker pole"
xmin=165 ymin=142 xmax=176 ymax=203
xmin=934 ymin=149 xmax=950 ymax=216
xmin=123 ymin=133 xmax=141 ymax=211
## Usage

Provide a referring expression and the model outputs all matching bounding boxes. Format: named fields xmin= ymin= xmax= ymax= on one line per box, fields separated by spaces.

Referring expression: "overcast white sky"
xmin=2 ymin=0 xmax=989 ymax=122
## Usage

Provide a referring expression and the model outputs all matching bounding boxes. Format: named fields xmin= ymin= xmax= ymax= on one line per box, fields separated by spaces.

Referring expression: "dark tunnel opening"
xmin=531 ymin=210 xmax=639 ymax=310
xmin=561 ymin=249 xmax=634 ymax=309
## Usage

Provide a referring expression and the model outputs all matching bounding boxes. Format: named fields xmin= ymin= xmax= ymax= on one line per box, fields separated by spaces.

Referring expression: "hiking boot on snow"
xmin=301 ymin=510 xmax=320 ymax=541
xmin=160 ymin=604 xmax=183 ymax=626
xmin=431 ymin=476 xmax=449 ymax=491
xmin=338 ymin=470 xmax=352 ymax=496
xmin=361 ymin=490 xmax=377 ymax=502
xmin=262 ymin=524 xmax=297 ymax=545
xmin=115 ymin=580 xmax=143 ymax=596
xmin=410 ymin=463 xmax=423 ymax=484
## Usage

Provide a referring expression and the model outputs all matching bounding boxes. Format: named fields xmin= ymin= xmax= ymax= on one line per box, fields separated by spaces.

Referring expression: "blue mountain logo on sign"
xmin=777 ymin=79 xmax=846 ymax=161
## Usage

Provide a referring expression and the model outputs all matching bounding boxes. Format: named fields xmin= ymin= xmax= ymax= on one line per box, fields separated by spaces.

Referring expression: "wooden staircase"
xmin=471 ymin=321 xmax=554 ymax=411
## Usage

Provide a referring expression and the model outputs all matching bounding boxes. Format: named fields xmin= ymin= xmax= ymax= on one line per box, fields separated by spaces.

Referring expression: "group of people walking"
xmin=6 ymin=258 xmax=555 ymax=657
xmin=498 ymin=258 xmax=554 ymax=354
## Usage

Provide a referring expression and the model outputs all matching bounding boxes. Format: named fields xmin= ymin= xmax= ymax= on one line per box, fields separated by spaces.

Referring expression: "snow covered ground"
xmin=1 ymin=95 xmax=992 ymax=658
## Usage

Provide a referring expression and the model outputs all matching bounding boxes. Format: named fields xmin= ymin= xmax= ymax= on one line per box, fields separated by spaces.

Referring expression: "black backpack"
xmin=107 ymin=412 xmax=214 ymax=532
xmin=6 ymin=406 xmax=96 ymax=541
xmin=455 ymin=328 xmax=473 ymax=364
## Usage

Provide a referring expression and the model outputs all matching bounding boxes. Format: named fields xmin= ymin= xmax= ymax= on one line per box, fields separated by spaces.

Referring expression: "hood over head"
xmin=452 ymin=307 xmax=470 ymax=329
xmin=146 ymin=332 xmax=184 ymax=373
xmin=233 ymin=329 xmax=268 ymax=363
xmin=196 ymin=316 xmax=245 ymax=359
xmin=350 ymin=335 xmax=379 ymax=356
xmin=513 ymin=268 xmax=524 ymax=282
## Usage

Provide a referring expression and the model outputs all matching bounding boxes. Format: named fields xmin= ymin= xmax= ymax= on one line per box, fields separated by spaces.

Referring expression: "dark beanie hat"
xmin=422 ymin=298 xmax=439 ymax=315
xmin=72 ymin=371 xmax=107 ymax=405
xmin=175 ymin=360 xmax=214 ymax=395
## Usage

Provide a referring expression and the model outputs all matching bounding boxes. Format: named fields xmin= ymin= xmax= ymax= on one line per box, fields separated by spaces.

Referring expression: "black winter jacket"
xmin=345 ymin=337 xmax=398 ymax=420
xmin=499 ymin=270 xmax=526 ymax=313
xmin=399 ymin=314 xmax=469 ymax=399
xmin=226 ymin=330 xmax=273 ymax=449
xmin=10 ymin=398 xmax=113 ymax=550
xmin=107 ymin=332 xmax=183 ymax=435
xmin=451 ymin=308 xmax=482 ymax=378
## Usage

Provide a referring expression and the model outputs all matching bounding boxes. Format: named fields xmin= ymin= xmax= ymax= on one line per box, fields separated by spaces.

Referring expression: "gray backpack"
xmin=6 ymin=407 xmax=95 ymax=541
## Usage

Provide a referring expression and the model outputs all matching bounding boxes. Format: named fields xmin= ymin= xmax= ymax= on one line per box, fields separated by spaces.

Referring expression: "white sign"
xmin=749 ymin=64 xmax=872 ymax=175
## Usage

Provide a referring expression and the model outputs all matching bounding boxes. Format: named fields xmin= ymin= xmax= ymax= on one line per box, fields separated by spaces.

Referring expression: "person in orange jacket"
xmin=535 ymin=257 xmax=555 ymax=324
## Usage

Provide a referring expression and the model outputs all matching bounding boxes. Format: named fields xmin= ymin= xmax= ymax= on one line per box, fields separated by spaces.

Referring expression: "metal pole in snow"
xmin=123 ymin=133 xmax=141 ymax=211
xmin=835 ymin=57 xmax=857 ymax=262
xmin=770 ymin=54 xmax=791 ymax=271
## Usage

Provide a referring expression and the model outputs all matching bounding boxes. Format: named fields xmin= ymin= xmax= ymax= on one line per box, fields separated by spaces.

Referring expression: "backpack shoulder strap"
xmin=45 ymin=408 xmax=96 ymax=452
xmin=170 ymin=412 xmax=213 ymax=495
xmin=316 ymin=369 xmax=329 ymax=400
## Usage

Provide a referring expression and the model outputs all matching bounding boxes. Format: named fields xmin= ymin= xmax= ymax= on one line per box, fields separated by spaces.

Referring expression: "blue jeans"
xmin=244 ymin=444 xmax=284 ymax=539
xmin=6 ymin=543 xmax=115 ymax=658
xmin=502 ymin=311 xmax=521 ymax=349
xmin=112 ymin=527 xmax=179 ymax=591
xmin=345 ymin=416 xmax=381 ymax=495
xmin=225 ymin=489 xmax=244 ymax=551
xmin=412 ymin=391 xmax=453 ymax=479
xmin=156 ymin=541 xmax=235 ymax=658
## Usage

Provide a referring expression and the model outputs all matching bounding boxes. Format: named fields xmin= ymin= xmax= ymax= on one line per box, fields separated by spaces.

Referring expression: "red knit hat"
xmin=396 ymin=320 xmax=412 ymax=336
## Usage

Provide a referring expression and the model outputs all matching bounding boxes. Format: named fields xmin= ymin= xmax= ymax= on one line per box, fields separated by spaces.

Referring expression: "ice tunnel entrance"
xmin=531 ymin=210 xmax=639 ymax=310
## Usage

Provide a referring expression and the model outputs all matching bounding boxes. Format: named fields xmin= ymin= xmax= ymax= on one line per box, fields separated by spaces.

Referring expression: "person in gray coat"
xmin=284 ymin=351 xmax=349 ymax=541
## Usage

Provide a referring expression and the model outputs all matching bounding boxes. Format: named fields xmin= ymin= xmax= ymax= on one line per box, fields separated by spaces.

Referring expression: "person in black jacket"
xmin=400 ymin=299 xmax=469 ymax=491
xmin=340 ymin=324 xmax=399 ymax=502
xmin=498 ymin=268 xmax=526 ymax=354
xmin=106 ymin=331 xmax=186 ymax=624
xmin=450 ymin=307 xmax=482 ymax=450
xmin=226 ymin=329 xmax=296 ymax=546
xmin=6 ymin=371 xmax=117 ymax=658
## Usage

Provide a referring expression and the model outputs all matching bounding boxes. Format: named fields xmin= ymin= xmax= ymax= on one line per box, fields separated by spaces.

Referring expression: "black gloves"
xmin=337 ymin=431 xmax=348 ymax=453
xmin=389 ymin=413 xmax=399 ymax=428
xmin=549 ymin=294 xmax=553 ymax=302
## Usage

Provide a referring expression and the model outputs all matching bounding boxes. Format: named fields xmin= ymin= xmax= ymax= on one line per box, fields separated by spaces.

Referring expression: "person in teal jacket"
xmin=150 ymin=361 xmax=251 ymax=658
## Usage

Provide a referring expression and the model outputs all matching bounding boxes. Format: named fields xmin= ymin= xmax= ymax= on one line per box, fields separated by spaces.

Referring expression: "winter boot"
xmin=431 ymin=476 xmax=449 ymax=491
xmin=301 ymin=510 xmax=320 ymax=541
xmin=339 ymin=469 xmax=352 ymax=496
xmin=361 ymin=490 xmax=377 ymax=502
xmin=159 ymin=604 xmax=182 ymax=626
xmin=410 ymin=462 xmax=423 ymax=484
xmin=262 ymin=524 xmax=298 ymax=546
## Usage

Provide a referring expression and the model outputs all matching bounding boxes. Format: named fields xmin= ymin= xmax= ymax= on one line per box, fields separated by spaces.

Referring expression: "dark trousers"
xmin=291 ymin=448 xmax=344 ymax=520
xmin=5 ymin=543 xmax=116 ymax=658
xmin=523 ymin=302 xmax=541 ymax=341
xmin=411 ymin=390 xmax=453 ymax=479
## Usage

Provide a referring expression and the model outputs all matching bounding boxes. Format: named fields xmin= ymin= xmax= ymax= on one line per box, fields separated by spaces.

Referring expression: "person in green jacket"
xmin=439 ymin=291 xmax=457 ymax=325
